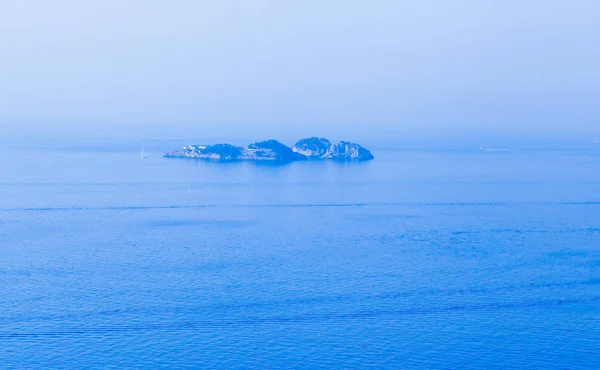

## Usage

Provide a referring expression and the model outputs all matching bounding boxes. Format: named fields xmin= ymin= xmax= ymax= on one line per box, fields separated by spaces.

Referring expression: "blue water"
xmin=1 ymin=137 xmax=599 ymax=368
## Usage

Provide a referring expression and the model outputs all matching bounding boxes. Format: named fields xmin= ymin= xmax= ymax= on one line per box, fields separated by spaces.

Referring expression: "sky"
xmin=0 ymin=0 xmax=599 ymax=136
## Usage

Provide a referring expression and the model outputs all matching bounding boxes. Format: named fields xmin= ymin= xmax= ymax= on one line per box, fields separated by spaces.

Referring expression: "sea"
xmin=1 ymin=129 xmax=599 ymax=369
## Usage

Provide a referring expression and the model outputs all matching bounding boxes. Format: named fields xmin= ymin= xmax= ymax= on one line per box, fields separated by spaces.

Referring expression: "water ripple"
xmin=0 ymin=296 xmax=596 ymax=340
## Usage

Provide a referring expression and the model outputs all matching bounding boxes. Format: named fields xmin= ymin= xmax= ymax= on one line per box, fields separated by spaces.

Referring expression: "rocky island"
xmin=164 ymin=137 xmax=374 ymax=162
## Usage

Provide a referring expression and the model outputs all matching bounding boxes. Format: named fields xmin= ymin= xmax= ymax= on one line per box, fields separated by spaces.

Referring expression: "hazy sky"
xmin=1 ymin=0 xmax=599 ymax=134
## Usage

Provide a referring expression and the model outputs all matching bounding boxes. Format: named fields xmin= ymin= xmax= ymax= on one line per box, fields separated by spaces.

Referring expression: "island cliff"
xmin=165 ymin=137 xmax=374 ymax=162
xmin=292 ymin=137 xmax=374 ymax=160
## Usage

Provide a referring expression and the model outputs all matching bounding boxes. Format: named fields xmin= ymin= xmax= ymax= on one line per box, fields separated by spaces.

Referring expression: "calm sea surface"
xmin=1 ymin=137 xmax=599 ymax=368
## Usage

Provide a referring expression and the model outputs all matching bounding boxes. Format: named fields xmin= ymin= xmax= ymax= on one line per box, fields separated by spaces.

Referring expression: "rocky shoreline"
xmin=165 ymin=137 xmax=374 ymax=162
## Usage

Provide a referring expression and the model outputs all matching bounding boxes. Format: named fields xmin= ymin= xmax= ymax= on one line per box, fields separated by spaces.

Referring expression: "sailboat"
xmin=140 ymin=148 xmax=148 ymax=159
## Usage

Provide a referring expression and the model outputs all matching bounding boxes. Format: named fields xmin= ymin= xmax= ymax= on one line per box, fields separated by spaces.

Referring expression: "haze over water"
xmin=2 ymin=0 xmax=600 ymax=368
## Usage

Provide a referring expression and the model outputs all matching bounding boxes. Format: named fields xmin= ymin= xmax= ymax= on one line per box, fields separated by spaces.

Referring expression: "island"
xmin=164 ymin=137 xmax=374 ymax=162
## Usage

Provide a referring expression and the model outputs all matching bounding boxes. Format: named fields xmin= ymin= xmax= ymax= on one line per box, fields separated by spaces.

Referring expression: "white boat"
xmin=140 ymin=148 xmax=148 ymax=159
